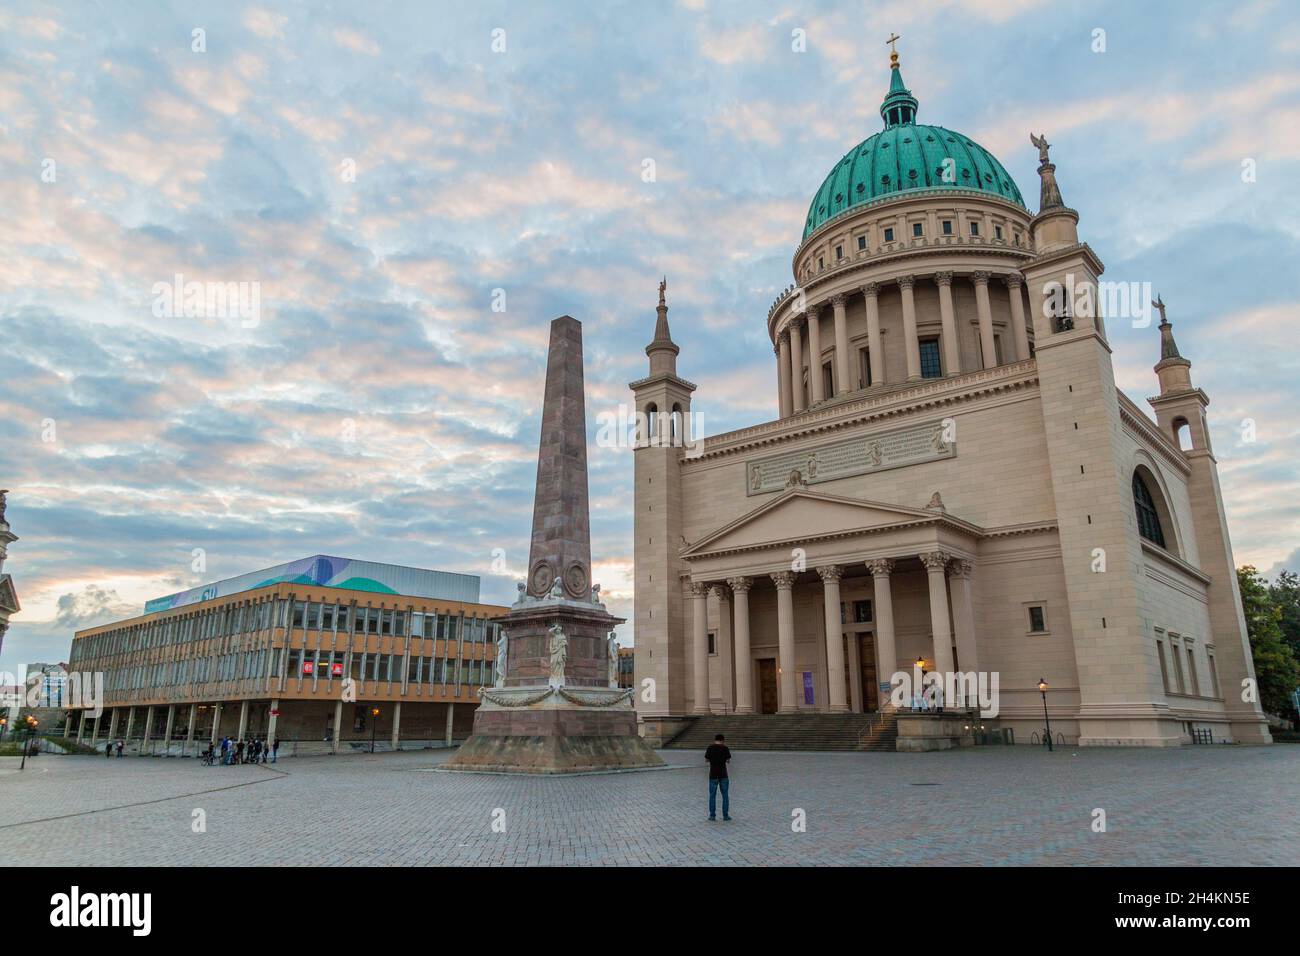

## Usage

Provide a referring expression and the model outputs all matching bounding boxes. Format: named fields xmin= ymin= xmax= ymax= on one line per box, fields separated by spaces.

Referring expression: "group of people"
xmin=103 ymin=739 xmax=124 ymax=757
xmin=210 ymin=736 xmax=279 ymax=765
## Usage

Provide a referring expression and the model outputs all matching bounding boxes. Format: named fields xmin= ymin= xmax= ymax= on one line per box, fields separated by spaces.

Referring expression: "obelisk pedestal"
xmin=444 ymin=316 xmax=664 ymax=774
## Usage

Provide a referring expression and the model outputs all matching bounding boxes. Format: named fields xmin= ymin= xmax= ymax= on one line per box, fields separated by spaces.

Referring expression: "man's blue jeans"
xmin=708 ymin=777 xmax=730 ymax=818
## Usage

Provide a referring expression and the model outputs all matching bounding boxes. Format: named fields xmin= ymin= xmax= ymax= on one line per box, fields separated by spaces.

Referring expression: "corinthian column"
xmin=691 ymin=582 xmax=710 ymax=714
xmin=832 ymin=294 xmax=850 ymax=394
xmin=920 ymin=551 xmax=956 ymax=684
xmin=1005 ymin=275 xmax=1030 ymax=361
xmin=789 ymin=317 xmax=806 ymax=412
xmin=935 ymin=271 xmax=960 ymax=375
xmin=972 ymin=271 xmax=996 ymax=369
xmin=777 ymin=334 xmax=792 ymax=418
xmin=868 ymin=559 xmax=896 ymax=710
xmin=898 ymin=275 xmax=921 ymax=380
xmin=950 ymin=559 xmax=978 ymax=705
xmin=863 ymin=283 xmax=884 ymax=386
xmin=805 ymin=308 xmax=823 ymax=403
xmin=771 ymin=571 xmax=798 ymax=712
xmin=727 ymin=576 xmax=754 ymax=714
xmin=817 ymin=565 xmax=848 ymax=712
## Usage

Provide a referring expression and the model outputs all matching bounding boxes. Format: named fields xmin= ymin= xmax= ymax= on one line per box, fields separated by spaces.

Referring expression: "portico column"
xmin=863 ymin=283 xmax=884 ymax=386
xmin=726 ymin=577 xmax=754 ymax=714
xmin=898 ymin=275 xmax=922 ymax=380
xmin=1005 ymin=275 xmax=1030 ymax=361
xmin=390 ymin=700 xmax=402 ymax=750
xmin=236 ymin=699 xmax=249 ymax=740
xmin=789 ymin=317 xmax=806 ymax=412
xmin=207 ymin=703 xmax=220 ymax=745
xmin=91 ymin=708 xmax=101 ymax=745
xmin=950 ymin=560 xmax=979 ymax=706
xmin=771 ymin=571 xmax=798 ymax=712
xmin=334 ymin=699 xmax=345 ymax=753
xmin=847 ymin=635 xmax=863 ymax=712
xmin=76 ymin=710 xmax=86 ymax=742
xmin=921 ymin=551 xmax=956 ymax=685
xmin=806 ymin=307 xmax=824 ymax=403
xmin=711 ymin=584 xmax=734 ymax=712
xmin=186 ymin=703 xmax=197 ymax=748
xmin=972 ymin=271 xmax=997 ymax=369
xmin=107 ymin=708 xmax=119 ymax=744
xmin=869 ymin=559 xmax=897 ymax=710
xmin=691 ymin=582 xmax=711 ymax=714
xmin=777 ymin=335 xmax=792 ymax=418
xmin=935 ymin=271 xmax=961 ymax=375
xmin=832 ymin=294 xmax=851 ymax=394
xmin=143 ymin=705 xmax=155 ymax=753
xmin=163 ymin=704 xmax=175 ymax=750
xmin=444 ymin=701 xmax=454 ymax=746
xmin=817 ymin=565 xmax=849 ymax=713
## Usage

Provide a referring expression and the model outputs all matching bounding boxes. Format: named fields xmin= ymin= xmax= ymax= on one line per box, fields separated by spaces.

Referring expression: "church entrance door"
xmin=859 ymin=635 xmax=878 ymax=712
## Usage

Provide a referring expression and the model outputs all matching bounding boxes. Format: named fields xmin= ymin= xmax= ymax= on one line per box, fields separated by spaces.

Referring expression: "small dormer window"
xmin=969 ymin=221 xmax=980 ymax=237
xmin=883 ymin=227 xmax=895 ymax=243
xmin=912 ymin=222 xmax=923 ymax=238
xmin=942 ymin=220 xmax=953 ymax=235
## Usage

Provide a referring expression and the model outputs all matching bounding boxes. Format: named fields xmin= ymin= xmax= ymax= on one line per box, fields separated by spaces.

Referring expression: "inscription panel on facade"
xmin=744 ymin=419 xmax=955 ymax=495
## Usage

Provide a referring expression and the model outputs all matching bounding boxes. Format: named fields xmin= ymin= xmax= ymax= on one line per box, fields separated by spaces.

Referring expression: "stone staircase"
xmin=663 ymin=712 xmax=898 ymax=752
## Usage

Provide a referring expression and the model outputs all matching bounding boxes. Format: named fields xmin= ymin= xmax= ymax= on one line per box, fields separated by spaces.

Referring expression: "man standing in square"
xmin=705 ymin=734 xmax=732 ymax=821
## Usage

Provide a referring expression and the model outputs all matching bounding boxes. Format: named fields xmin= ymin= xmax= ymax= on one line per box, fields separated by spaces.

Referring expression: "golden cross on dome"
xmin=886 ymin=32 xmax=901 ymax=53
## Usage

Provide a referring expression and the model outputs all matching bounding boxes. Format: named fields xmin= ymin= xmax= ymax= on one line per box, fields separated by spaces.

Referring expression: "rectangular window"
xmin=291 ymin=602 xmax=305 ymax=629
xmin=1156 ymin=640 xmax=1170 ymax=692
xmin=969 ymin=221 xmax=980 ymax=237
xmin=707 ymin=632 xmax=716 ymax=655
xmin=882 ymin=227 xmax=895 ymax=243
xmin=822 ymin=362 xmax=834 ymax=398
xmin=835 ymin=245 xmax=843 ymax=260
xmin=852 ymin=600 xmax=872 ymax=623
xmin=818 ymin=256 xmax=824 ymax=269
xmin=942 ymin=219 xmax=953 ymax=235
xmin=1186 ymin=647 xmax=1200 ymax=696
xmin=994 ymin=224 xmax=1004 ymax=240
xmin=919 ymin=338 xmax=942 ymax=379
xmin=858 ymin=347 xmax=872 ymax=388
xmin=1170 ymin=639 xmax=1186 ymax=693
xmin=1207 ymin=653 xmax=1219 ymax=697
xmin=912 ymin=222 xmax=923 ymax=237
xmin=1028 ymin=606 xmax=1046 ymax=633
xmin=857 ymin=235 xmax=866 ymax=251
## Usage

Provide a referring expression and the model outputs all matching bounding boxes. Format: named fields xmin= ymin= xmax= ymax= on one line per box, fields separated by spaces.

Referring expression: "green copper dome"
xmin=802 ymin=57 xmax=1026 ymax=241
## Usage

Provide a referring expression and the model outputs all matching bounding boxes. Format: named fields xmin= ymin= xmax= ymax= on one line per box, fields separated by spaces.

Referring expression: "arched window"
xmin=644 ymin=403 xmax=658 ymax=445
xmin=1133 ymin=472 xmax=1166 ymax=548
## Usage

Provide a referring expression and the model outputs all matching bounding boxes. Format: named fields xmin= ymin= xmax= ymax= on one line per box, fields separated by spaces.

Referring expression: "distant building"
xmin=66 ymin=555 xmax=508 ymax=756
xmin=0 ymin=490 xmax=19 ymax=659
xmin=617 ymin=646 xmax=635 ymax=690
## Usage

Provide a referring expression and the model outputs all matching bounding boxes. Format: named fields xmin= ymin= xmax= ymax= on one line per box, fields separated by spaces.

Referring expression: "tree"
xmin=1238 ymin=566 xmax=1300 ymax=719
xmin=1268 ymin=569 xmax=1300 ymax=661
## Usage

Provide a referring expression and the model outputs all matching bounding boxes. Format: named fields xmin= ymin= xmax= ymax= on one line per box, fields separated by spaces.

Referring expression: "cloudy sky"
xmin=2 ymin=0 xmax=1298 ymax=676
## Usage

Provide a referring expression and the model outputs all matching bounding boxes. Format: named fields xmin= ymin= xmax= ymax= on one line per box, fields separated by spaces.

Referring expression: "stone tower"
xmin=445 ymin=317 xmax=665 ymax=772
xmin=629 ymin=283 xmax=697 ymax=742
xmin=1020 ymin=146 xmax=1181 ymax=745
xmin=0 ymin=491 xmax=18 ymax=659
xmin=1147 ymin=309 xmax=1270 ymax=742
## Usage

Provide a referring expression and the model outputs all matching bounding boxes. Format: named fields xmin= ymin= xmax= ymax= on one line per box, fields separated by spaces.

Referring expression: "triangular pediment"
xmin=683 ymin=489 xmax=969 ymax=558
xmin=0 ymin=574 xmax=18 ymax=614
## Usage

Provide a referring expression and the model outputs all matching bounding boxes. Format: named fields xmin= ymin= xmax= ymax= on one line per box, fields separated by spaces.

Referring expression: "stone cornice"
xmin=1118 ymin=392 xmax=1191 ymax=477
xmin=680 ymin=512 xmax=983 ymax=563
xmin=628 ymin=371 xmax=698 ymax=392
xmin=683 ymin=360 xmax=1039 ymax=463
xmin=1021 ymin=239 xmax=1105 ymax=277
xmin=1141 ymin=540 xmax=1212 ymax=588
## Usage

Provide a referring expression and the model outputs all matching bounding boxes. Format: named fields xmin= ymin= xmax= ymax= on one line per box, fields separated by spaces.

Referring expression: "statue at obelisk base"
xmin=443 ymin=315 xmax=664 ymax=773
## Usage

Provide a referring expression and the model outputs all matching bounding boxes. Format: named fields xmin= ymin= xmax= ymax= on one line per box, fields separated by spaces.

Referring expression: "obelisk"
xmin=444 ymin=316 xmax=664 ymax=773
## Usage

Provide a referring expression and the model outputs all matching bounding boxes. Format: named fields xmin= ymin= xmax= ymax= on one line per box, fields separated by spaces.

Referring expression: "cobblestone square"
xmin=3 ymin=745 xmax=1298 ymax=866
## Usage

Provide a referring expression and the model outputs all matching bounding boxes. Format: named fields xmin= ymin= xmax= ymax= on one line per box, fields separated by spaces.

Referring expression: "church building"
xmin=629 ymin=47 xmax=1269 ymax=748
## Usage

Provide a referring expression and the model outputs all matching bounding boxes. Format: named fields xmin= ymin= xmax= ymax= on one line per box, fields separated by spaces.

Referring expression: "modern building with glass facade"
xmin=65 ymin=555 xmax=508 ymax=756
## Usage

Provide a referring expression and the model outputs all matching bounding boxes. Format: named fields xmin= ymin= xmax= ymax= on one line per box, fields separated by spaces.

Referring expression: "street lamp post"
xmin=1038 ymin=678 xmax=1053 ymax=752
xmin=369 ymin=707 xmax=380 ymax=754
xmin=20 ymin=716 xmax=39 ymax=770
